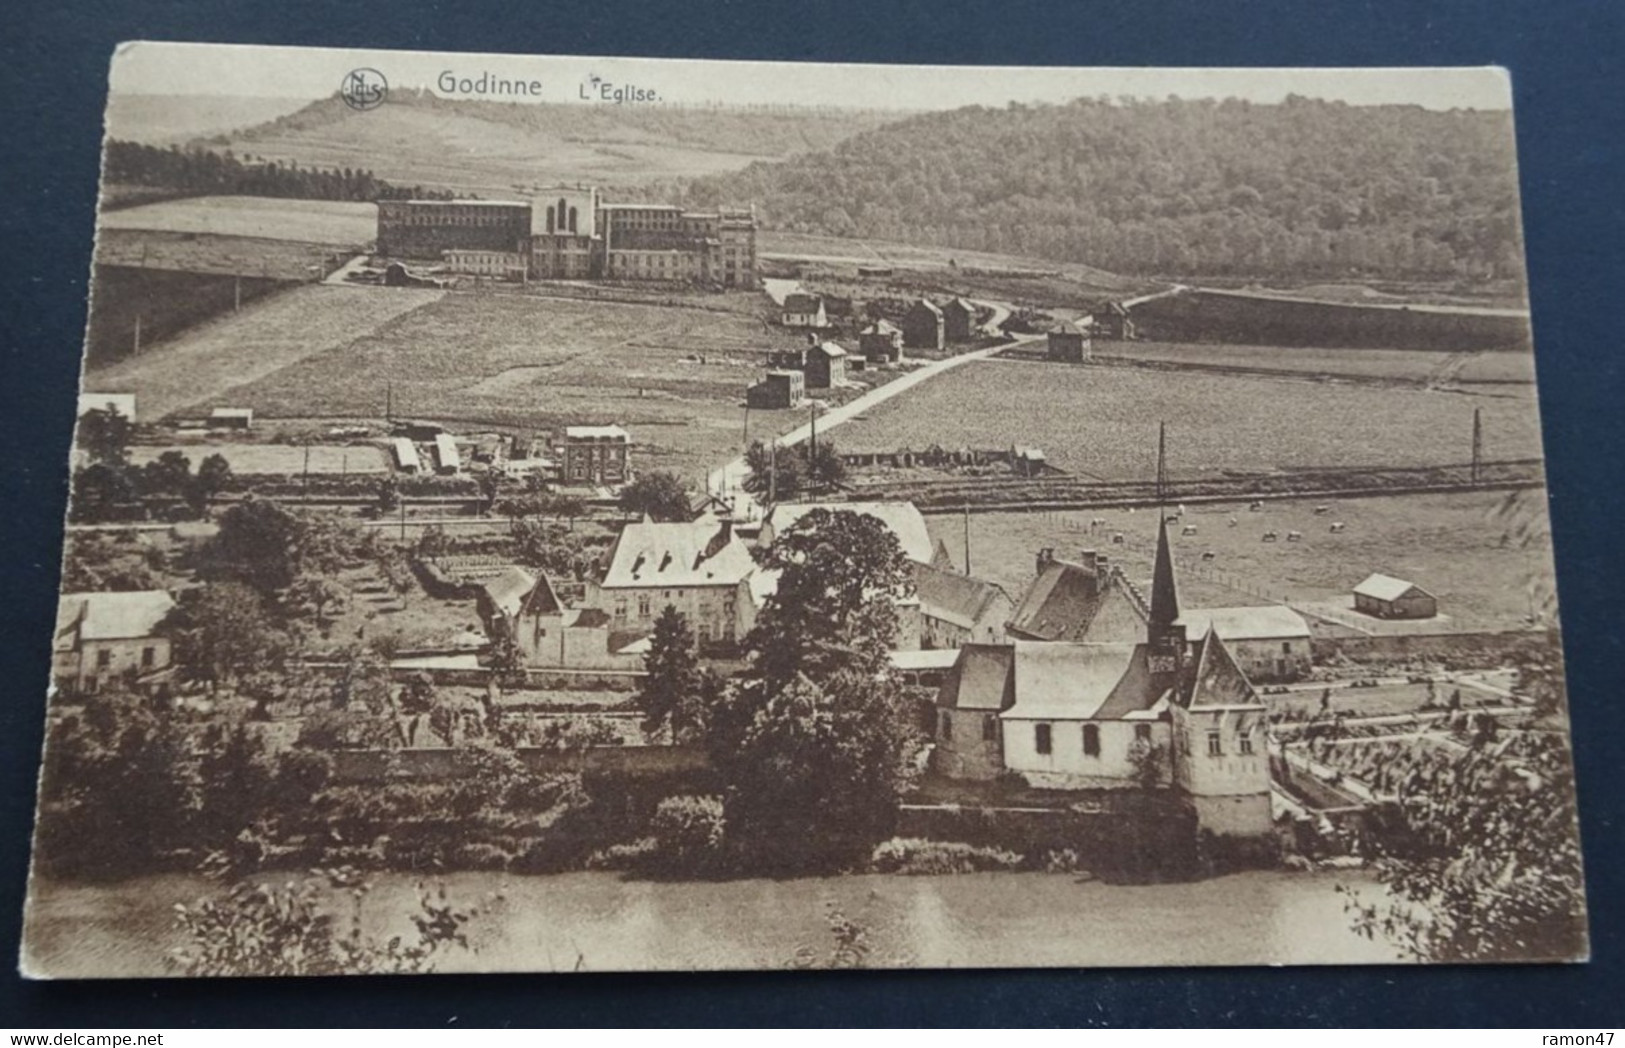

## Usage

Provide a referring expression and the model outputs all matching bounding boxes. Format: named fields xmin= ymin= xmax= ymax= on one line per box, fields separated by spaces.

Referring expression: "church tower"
xmin=1146 ymin=516 xmax=1187 ymax=693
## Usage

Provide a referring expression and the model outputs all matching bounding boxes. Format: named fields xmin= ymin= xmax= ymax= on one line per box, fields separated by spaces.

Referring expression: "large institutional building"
xmin=376 ymin=186 xmax=758 ymax=288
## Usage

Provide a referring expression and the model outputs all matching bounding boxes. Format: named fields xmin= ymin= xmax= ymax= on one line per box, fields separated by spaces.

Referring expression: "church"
xmin=931 ymin=518 xmax=1275 ymax=840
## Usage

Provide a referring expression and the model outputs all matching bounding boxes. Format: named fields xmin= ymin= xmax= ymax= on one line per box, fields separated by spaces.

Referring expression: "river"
xmin=21 ymin=868 xmax=1402 ymax=977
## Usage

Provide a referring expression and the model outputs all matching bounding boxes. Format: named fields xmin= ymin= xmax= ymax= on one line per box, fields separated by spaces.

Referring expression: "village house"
xmin=933 ymin=521 xmax=1274 ymax=840
xmin=1046 ymin=320 xmax=1092 ymax=363
xmin=557 ymin=425 xmax=630 ymax=487
xmin=915 ymin=560 xmax=1015 ymax=648
xmin=589 ymin=517 xmax=760 ymax=649
xmin=1006 ymin=548 xmax=1149 ymax=645
xmin=747 ymin=369 xmax=805 ymax=409
xmin=1091 ymin=301 xmax=1136 ymax=340
xmin=781 ymin=292 xmax=827 ymax=329
xmin=859 ymin=319 xmax=905 ymax=363
xmin=209 ymin=407 xmax=253 ymax=430
xmin=478 ymin=567 xmax=636 ymax=669
xmin=1176 ymin=605 xmax=1312 ymax=683
xmin=1353 ymin=573 xmax=1438 ymax=619
xmin=902 ymin=299 xmax=945 ymax=350
xmin=805 ymin=341 xmax=848 ymax=389
xmin=53 ymin=590 xmax=177 ymax=696
xmin=942 ymin=297 xmax=979 ymax=342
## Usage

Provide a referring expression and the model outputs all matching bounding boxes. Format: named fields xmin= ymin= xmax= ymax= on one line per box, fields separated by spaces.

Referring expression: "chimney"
xmin=1079 ymin=549 xmax=1098 ymax=574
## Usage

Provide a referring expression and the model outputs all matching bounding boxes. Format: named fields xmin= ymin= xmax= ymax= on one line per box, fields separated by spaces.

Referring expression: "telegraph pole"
xmin=1471 ymin=407 xmax=1483 ymax=485
xmin=963 ymin=504 xmax=972 ymax=576
xmin=1155 ymin=420 xmax=1168 ymax=506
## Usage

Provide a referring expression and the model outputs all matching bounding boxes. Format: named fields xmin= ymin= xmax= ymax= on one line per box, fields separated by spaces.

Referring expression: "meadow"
xmin=837 ymin=357 xmax=1546 ymax=483
xmin=1097 ymin=340 xmax=1538 ymax=388
xmin=926 ymin=490 xmax=1557 ymax=632
xmin=98 ymin=196 xmax=378 ymax=245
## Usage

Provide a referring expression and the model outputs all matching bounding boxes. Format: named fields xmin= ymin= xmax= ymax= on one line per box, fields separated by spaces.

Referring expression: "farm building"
xmin=1046 ymin=320 xmax=1092 ymax=363
xmin=859 ymin=319 xmax=905 ymax=363
xmin=588 ymin=517 xmax=760 ymax=650
xmin=432 ymin=433 xmax=461 ymax=475
xmin=209 ymin=407 xmax=253 ymax=430
xmin=77 ymin=393 xmax=136 ymax=422
xmin=1353 ymin=573 xmax=1438 ymax=619
xmin=805 ymin=341 xmax=848 ymax=389
xmin=53 ymin=590 xmax=177 ymax=697
xmin=1006 ymin=548 xmax=1148 ymax=644
xmin=943 ymin=297 xmax=979 ymax=342
xmin=476 ymin=566 xmax=539 ymax=642
xmin=915 ymin=561 xmax=1014 ymax=649
xmin=558 ymin=425 xmax=630 ymax=486
xmin=478 ymin=567 xmax=637 ymax=670
xmin=1175 ymin=605 xmax=1311 ymax=683
xmin=902 ymin=299 xmax=945 ymax=350
xmin=781 ymin=293 xmax=827 ymax=329
xmin=857 ymin=264 xmax=894 ymax=279
xmin=1091 ymin=301 xmax=1136 ymax=340
xmin=747 ymin=370 xmax=805 ymax=409
xmin=392 ymin=438 xmax=422 ymax=474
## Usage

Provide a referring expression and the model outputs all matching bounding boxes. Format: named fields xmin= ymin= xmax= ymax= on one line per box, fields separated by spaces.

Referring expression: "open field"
xmin=1097 ymin=341 xmax=1538 ymax=388
xmin=83 ymin=283 xmax=445 ymax=419
xmin=93 ymin=229 xmax=346 ymax=280
xmin=99 ymin=196 xmax=378 ymax=245
xmin=193 ymin=289 xmax=824 ymax=482
xmin=130 ymin=443 xmax=390 ymax=475
xmin=926 ymin=490 xmax=1557 ymax=632
xmin=839 ymin=357 xmax=1545 ymax=482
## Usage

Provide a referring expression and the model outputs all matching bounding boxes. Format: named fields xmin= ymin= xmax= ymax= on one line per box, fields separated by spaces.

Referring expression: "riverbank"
xmin=22 ymin=867 xmax=1400 ymax=976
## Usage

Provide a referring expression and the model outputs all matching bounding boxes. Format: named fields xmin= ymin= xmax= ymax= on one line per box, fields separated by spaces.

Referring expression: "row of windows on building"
xmin=395 ymin=211 xmax=522 ymax=227
xmin=610 ymin=594 xmax=728 ymax=640
xmin=94 ymin=647 xmax=159 ymax=669
xmin=940 ymin=713 xmax=1255 ymax=759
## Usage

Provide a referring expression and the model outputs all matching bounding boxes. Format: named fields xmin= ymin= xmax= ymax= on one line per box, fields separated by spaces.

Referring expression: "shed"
xmin=433 ymin=433 xmax=461 ymax=474
xmin=209 ymin=407 xmax=253 ymax=430
xmin=1353 ymin=573 xmax=1438 ymax=619
xmin=393 ymin=437 xmax=422 ymax=474
xmin=1046 ymin=320 xmax=1092 ymax=363
xmin=1092 ymin=301 xmax=1136 ymax=340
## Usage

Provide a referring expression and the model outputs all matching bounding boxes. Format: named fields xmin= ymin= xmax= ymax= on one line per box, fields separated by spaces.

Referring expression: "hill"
xmin=673 ymin=95 xmax=1525 ymax=286
xmin=180 ymin=90 xmax=901 ymax=196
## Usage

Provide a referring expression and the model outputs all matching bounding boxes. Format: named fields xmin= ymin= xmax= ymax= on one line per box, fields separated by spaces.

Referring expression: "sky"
xmin=108 ymin=41 xmax=1513 ymax=112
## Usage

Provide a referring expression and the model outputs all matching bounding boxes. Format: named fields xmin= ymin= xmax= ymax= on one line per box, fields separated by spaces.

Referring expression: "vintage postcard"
xmin=21 ymin=43 xmax=1584 ymax=976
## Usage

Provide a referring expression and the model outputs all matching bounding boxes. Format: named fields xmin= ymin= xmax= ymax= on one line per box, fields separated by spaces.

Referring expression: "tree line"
xmin=103 ymin=140 xmax=455 ymax=203
xmin=674 ymin=94 xmax=1526 ymax=284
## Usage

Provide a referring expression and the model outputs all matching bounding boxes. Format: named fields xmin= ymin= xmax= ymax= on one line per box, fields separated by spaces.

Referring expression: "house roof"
xmin=915 ymin=561 xmax=1012 ymax=631
xmin=1177 ymin=629 xmax=1263 ymax=710
xmin=1008 ymin=558 xmax=1113 ymax=641
xmin=892 ymin=647 xmax=961 ymax=673
xmin=481 ymin=567 xmax=538 ymax=620
xmin=907 ymin=299 xmax=943 ymax=318
xmin=862 ymin=319 xmax=901 ymax=336
xmin=564 ymin=425 xmax=630 ymax=441
xmin=944 ymin=297 xmax=977 ymax=315
xmin=1002 ymin=641 xmax=1141 ymax=721
xmin=762 ymin=501 xmax=935 ymax=564
xmin=783 ymin=293 xmax=823 ymax=313
xmin=77 ymin=393 xmax=136 ymax=420
xmin=1354 ymin=572 xmax=1430 ymax=602
xmin=600 ymin=519 xmax=756 ymax=589
xmin=1048 ymin=319 xmax=1088 ymax=336
xmin=56 ymin=591 xmax=176 ymax=650
xmin=521 ymin=573 xmax=565 ymax=617
xmin=1177 ymin=604 xmax=1310 ymax=642
xmin=813 ymin=341 xmax=847 ymax=359
xmin=937 ymin=643 xmax=1016 ymax=711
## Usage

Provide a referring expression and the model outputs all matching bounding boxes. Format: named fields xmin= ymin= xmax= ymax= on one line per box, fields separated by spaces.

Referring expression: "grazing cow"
xmin=1164 ymin=514 xmax=1181 ymax=524
xmin=1228 ymin=516 xmax=1238 ymax=528
xmin=1262 ymin=530 xmax=1278 ymax=542
xmin=1091 ymin=517 xmax=1106 ymax=529
xmin=1329 ymin=522 xmax=1347 ymax=533
xmin=1314 ymin=504 xmax=1331 ymax=515
xmin=1249 ymin=500 xmax=1264 ymax=512
xmin=1286 ymin=530 xmax=1303 ymax=542
xmin=1181 ymin=524 xmax=1198 ymax=536
xmin=1201 ymin=551 xmax=1217 ymax=561
xmin=1112 ymin=532 xmax=1126 ymax=545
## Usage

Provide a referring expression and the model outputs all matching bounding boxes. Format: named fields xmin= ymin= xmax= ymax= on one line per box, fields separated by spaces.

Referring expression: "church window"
xmin=1082 ymin=723 xmax=1101 ymax=757
xmin=1135 ymin=723 xmax=1153 ymax=743
xmin=940 ymin=712 xmax=952 ymax=741
xmin=1206 ymin=730 xmax=1223 ymax=757
xmin=983 ymin=715 xmax=998 ymax=741
xmin=1034 ymin=723 xmax=1052 ymax=755
xmin=1239 ymin=732 xmax=1255 ymax=756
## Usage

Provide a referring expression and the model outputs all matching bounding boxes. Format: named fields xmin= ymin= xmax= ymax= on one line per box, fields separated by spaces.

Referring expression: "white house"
xmin=53 ymin=590 xmax=177 ymax=695
xmin=589 ymin=517 xmax=759 ymax=648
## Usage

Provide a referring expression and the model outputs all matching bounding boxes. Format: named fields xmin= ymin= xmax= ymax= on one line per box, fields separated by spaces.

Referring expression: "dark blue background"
xmin=3 ymin=0 xmax=1621 ymax=1028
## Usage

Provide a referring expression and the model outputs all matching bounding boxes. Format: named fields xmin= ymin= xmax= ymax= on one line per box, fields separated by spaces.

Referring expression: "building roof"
xmin=394 ymin=199 xmax=529 ymax=208
xmin=1354 ymin=572 xmax=1431 ymax=602
xmin=914 ymin=561 xmax=1012 ymax=631
xmin=564 ymin=425 xmax=630 ymax=441
xmin=522 ymin=573 xmax=566 ymax=618
xmin=783 ymin=293 xmax=823 ymax=313
xmin=1177 ymin=604 xmax=1310 ymax=642
xmin=600 ymin=519 xmax=756 ymax=589
xmin=907 ymin=299 xmax=943 ymax=318
xmin=210 ymin=407 xmax=253 ymax=420
xmin=762 ymin=501 xmax=935 ymax=564
xmin=1176 ymin=628 xmax=1263 ymax=711
xmin=937 ymin=644 xmax=1016 ymax=711
xmin=56 ymin=591 xmax=176 ymax=650
xmin=1048 ymin=319 xmax=1088 ymax=336
xmin=1007 ymin=556 xmax=1141 ymax=642
xmin=481 ymin=567 xmax=538 ymax=621
xmin=1149 ymin=518 xmax=1181 ymax=630
xmin=1002 ymin=641 xmax=1142 ymax=721
xmin=943 ymin=297 xmax=977 ymax=316
xmin=862 ymin=319 xmax=901 ymax=336
xmin=813 ymin=341 xmax=847 ymax=359
xmin=77 ymin=393 xmax=136 ymax=420
xmin=892 ymin=647 xmax=962 ymax=673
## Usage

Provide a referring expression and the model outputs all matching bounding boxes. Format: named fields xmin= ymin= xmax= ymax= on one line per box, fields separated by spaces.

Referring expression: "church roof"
xmin=914 ymin=561 xmax=1012 ymax=631
xmin=1001 ymin=642 xmax=1142 ymax=721
xmin=480 ymin=567 xmax=537 ymax=620
xmin=1177 ymin=604 xmax=1310 ymax=641
xmin=937 ymin=643 xmax=1016 ymax=711
xmin=1177 ymin=628 xmax=1263 ymax=710
xmin=1006 ymin=557 xmax=1145 ymax=642
xmin=1149 ymin=517 xmax=1181 ymax=628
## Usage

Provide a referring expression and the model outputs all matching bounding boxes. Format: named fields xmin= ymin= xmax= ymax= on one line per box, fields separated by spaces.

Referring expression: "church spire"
xmin=1146 ymin=515 xmax=1187 ymax=692
xmin=1150 ymin=515 xmax=1180 ymax=627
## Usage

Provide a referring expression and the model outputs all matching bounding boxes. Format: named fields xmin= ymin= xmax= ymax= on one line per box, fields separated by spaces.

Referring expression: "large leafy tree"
xmin=706 ymin=509 xmax=923 ymax=871
xmin=171 ymin=581 xmax=286 ymax=695
xmin=742 ymin=440 xmax=804 ymax=501
xmin=619 ymin=470 xmax=692 ymax=523
xmin=637 ymin=605 xmax=705 ymax=741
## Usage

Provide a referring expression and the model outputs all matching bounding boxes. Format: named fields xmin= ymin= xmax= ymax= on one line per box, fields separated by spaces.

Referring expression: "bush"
xmin=648 ymin=794 xmax=726 ymax=874
xmin=869 ymin=837 xmax=1023 ymax=875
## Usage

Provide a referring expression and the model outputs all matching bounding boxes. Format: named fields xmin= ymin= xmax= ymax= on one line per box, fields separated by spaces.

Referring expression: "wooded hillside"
xmin=675 ymin=95 xmax=1525 ymax=283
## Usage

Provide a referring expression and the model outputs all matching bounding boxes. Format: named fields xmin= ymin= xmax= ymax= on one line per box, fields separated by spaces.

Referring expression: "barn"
xmin=1046 ymin=320 xmax=1092 ymax=363
xmin=1353 ymin=573 xmax=1438 ymax=619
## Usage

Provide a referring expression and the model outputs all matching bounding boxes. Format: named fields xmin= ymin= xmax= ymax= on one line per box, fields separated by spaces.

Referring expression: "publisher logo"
xmin=341 ymin=68 xmax=388 ymax=110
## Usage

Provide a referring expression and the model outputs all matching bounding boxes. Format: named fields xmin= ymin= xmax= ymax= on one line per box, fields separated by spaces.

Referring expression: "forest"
xmin=102 ymin=140 xmax=455 ymax=204
xmin=673 ymin=95 xmax=1527 ymax=284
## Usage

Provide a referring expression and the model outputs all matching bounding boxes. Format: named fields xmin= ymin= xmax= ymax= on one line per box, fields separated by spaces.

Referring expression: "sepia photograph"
xmin=18 ymin=43 xmax=1587 ymax=977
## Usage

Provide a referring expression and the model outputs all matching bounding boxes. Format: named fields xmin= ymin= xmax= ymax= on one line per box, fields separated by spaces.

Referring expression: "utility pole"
xmin=386 ymin=382 xmax=393 ymax=423
xmin=808 ymin=403 xmax=818 ymax=494
xmin=234 ymin=273 xmax=242 ymax=312
xmin=1155 ymin=420 xmax=1167 ymax=507
xmin=963 ymin=503 xmax=972 ymax=576
xmin=132 ymin=314 xmax=142 ymax=358
xmin=1471 ymin=407 xmax=1483 ymax=485
xmin=302 ymin=445 xmax=311 ymax=504
xmin=399 ymin=493 xmax=407 ymax=543
xmin=768 ymin=440 xmax=778 ymax=506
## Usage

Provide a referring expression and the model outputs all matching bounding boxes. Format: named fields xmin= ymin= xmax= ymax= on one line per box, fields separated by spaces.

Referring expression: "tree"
xmin=76 ymin=407 xmax=133 ymax=467
xmin=71 ymin=462 xmax=139 ymax=523
xmin=619 ymin=471 xmax=692 ymax=523
xmin=213 ymin=499 xmax=305 ymax=591
xmin=1341 ymin=732 xmax=1586 ymax=963
xmin=188 ymin=453 xmax=234 ymax=515
xmin=171 ymin=582 xmax=285 ymax=695
xmin=742 ymin=440 xmax=803 ymax=501
xmin=140 ymin=450 xmax=194 ymax=500
xmin=637 ymin=606 xmax=704 ymax=741
xmin=286 ymin=574 xmax=348 ymax=629
xmin=802 ymin=439 xmax=847 ymax=494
